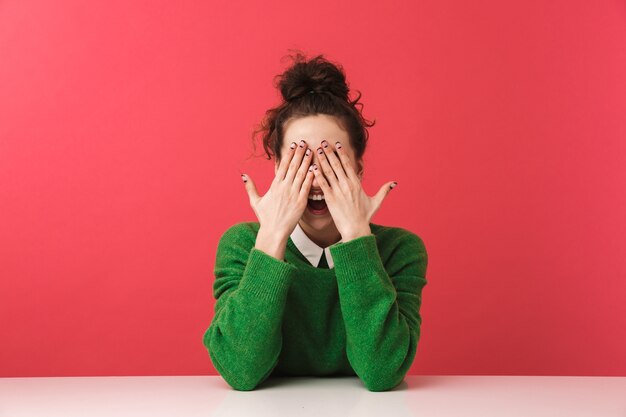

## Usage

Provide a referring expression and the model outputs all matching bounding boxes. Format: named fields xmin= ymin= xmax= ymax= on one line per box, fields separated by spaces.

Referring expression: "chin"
xmin=302 ymin=212 xmax=334 ymax=228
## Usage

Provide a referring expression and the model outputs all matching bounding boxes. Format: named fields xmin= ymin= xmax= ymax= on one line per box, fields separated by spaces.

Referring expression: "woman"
xmin=202 ymin=52 xmax=428 ymax=392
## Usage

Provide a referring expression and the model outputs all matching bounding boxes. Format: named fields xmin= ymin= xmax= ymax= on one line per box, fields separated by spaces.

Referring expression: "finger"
xmin=312 ymin=162 xmax=332 ymax=198
xmin=275 ymin=140 xmax=299 ymax=182
xmin=333 ymin=140 xmax=359 ymax=184
xmin=315 ymin=145 xmax=340 ymax=189
xmin=374 ymin=181 xmax=396 ymax=207
xmin=321 ymin=140 xmax=350 ymax=187
xmin=242 ymin=173 xmax=260 ymax=205
xmin=284 ymin=139 xmax=308 ymax=183
xmin=292 ymin=146 xmax=313 ymax=194
xmin=299 ymin=167 xmax=315 ymax=203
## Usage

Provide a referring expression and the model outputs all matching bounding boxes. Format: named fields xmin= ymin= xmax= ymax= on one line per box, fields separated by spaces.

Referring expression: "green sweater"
xmin=202 ymin=221 xmax=428 ymax=391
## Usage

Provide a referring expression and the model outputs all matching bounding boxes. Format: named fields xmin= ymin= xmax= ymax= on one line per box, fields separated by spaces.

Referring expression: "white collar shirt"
xmin=290 ymin=222 xmax=342 ymax=269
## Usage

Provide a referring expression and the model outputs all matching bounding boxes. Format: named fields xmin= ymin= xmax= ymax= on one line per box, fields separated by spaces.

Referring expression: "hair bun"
xmin=253 ymin=50 xmax=375 ymax=165
xmin=276 ymin=52 xmax=350 ymax=102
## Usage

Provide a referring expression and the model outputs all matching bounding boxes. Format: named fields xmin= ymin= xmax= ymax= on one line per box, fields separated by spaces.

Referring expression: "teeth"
xmin=308 ymin=194 xmax=325 ymax=200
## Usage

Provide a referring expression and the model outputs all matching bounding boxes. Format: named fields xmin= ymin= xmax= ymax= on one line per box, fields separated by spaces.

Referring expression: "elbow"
xmin=207 ymin=346 xmax=269 ymax=391
xmin=355 ymin=345 xmax=415 ymax=392
xmin=223 ymin=373 xmax=263 ymax=391
xmin=360 ymin=371 xmax=406 ymax=392
xmin=220 ymin=361 xmax=278 ymax=391
xmin=209 ymin=352 xmax=268 ymax=391
xmin=361 ymin=329 xmax=419 ymax=391
xmin=204 ymin=332 xmax=276 ymax=391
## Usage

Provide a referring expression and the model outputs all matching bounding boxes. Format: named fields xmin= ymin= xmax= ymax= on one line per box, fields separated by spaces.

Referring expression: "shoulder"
xmin=370 ymin=222 xmax=426 ymax=254
xmin=218 ymin=221 xmax=260 ymax=244
xmin=214 ymin=222 xmax=261 ymax=261
xmin=214 ymin=222 xmax=261 ymax=269
xmin=370 ymin=222 xmax=428 ymax=277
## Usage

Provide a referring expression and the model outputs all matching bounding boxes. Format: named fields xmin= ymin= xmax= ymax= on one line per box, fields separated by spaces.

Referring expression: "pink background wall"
xmin=1 ymin=0 xmax=625 ymax=377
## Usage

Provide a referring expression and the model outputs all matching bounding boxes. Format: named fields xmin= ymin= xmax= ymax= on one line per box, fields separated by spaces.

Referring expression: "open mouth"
xmin=307 ymin=196 xmax=328 ymax=215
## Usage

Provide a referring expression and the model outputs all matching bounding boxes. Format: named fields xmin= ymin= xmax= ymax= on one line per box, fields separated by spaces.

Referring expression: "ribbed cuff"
xmin=329 ymin=234 xmax=387 ymax=286
xmin=238 ymin=247 xmax=297 ymax=302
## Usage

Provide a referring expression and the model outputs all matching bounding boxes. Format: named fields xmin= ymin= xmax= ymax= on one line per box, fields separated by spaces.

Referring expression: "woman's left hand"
xmin=312 ymin=140 xmax=397 ymax=242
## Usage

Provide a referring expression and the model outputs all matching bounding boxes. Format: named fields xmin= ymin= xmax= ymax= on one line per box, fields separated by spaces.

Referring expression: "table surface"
xmin=1 ymin=375 xmax=624 ymax=417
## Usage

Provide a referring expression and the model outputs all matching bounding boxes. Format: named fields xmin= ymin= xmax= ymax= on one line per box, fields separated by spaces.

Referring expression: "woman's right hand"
xmin=243 ymin=140 xmax=314 ymax=239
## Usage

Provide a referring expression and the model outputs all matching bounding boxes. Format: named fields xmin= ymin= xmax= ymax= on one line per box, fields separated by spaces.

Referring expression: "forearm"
xmin=338 ymin=274 xmax=420 ymax=391
xmin=255 ymin=226 xmax=289 ymax=261
xmin=204 ymin=245 xmax=296 ymax=390
xmin=330 ymin=234 xmax=427 ymax=391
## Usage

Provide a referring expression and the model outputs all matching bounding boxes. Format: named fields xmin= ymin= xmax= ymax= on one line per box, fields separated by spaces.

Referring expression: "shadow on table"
xmin=257 ymin=375 xmax=444 ymax=391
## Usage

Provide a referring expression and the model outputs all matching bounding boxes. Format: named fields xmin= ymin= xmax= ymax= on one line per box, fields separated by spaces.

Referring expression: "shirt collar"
xmin=290 ymin=223 xmax=342 ymax=269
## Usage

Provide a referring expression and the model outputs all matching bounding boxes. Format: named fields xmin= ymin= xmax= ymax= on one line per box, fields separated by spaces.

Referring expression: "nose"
xmin=310 ymin=153 xmax=323 ymax=188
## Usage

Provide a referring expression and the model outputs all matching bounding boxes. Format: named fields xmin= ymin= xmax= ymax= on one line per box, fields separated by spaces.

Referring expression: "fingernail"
xmin=241 ymin=174 xmax=247 ymax=183
xmin=299 ymin=140 xmax=305 ymax=148
xmin=290 ymin=142 xmax=296 ymax=149
xmin=313 ymin=164 xmax=318 ymax=170
xmin=335 ymin=141 xmax=342 ymax=149
xmin=390 ymin=182 xmax=397 ymax=189
xmin=305 ymin=148 xmax=311 ymax=156
xmin=317 ymin=148 xmax=323 ymax=154
xmin=322 ymin=140 xmax=328 ymax=148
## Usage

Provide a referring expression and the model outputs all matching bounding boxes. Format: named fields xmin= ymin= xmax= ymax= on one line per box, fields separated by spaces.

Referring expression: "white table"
xmin=1 ymin=375 xmax=624 ymax=416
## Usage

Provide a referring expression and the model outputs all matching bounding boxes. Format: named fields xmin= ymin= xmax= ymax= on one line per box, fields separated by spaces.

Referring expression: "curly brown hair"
xmin=250 ymin=50 xmax=375 ymax=169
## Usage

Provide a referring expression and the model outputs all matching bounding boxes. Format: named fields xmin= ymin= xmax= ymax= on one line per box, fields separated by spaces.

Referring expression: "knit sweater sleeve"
xmin=202 ymin=223 xmax=297 ymax=391
xmin=328 ymin=230 xmax=428 ymax=391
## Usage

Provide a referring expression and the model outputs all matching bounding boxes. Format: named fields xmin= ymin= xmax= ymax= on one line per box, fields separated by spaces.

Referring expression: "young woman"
xmin=203 ymin=52 xmax=428 ymax=392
